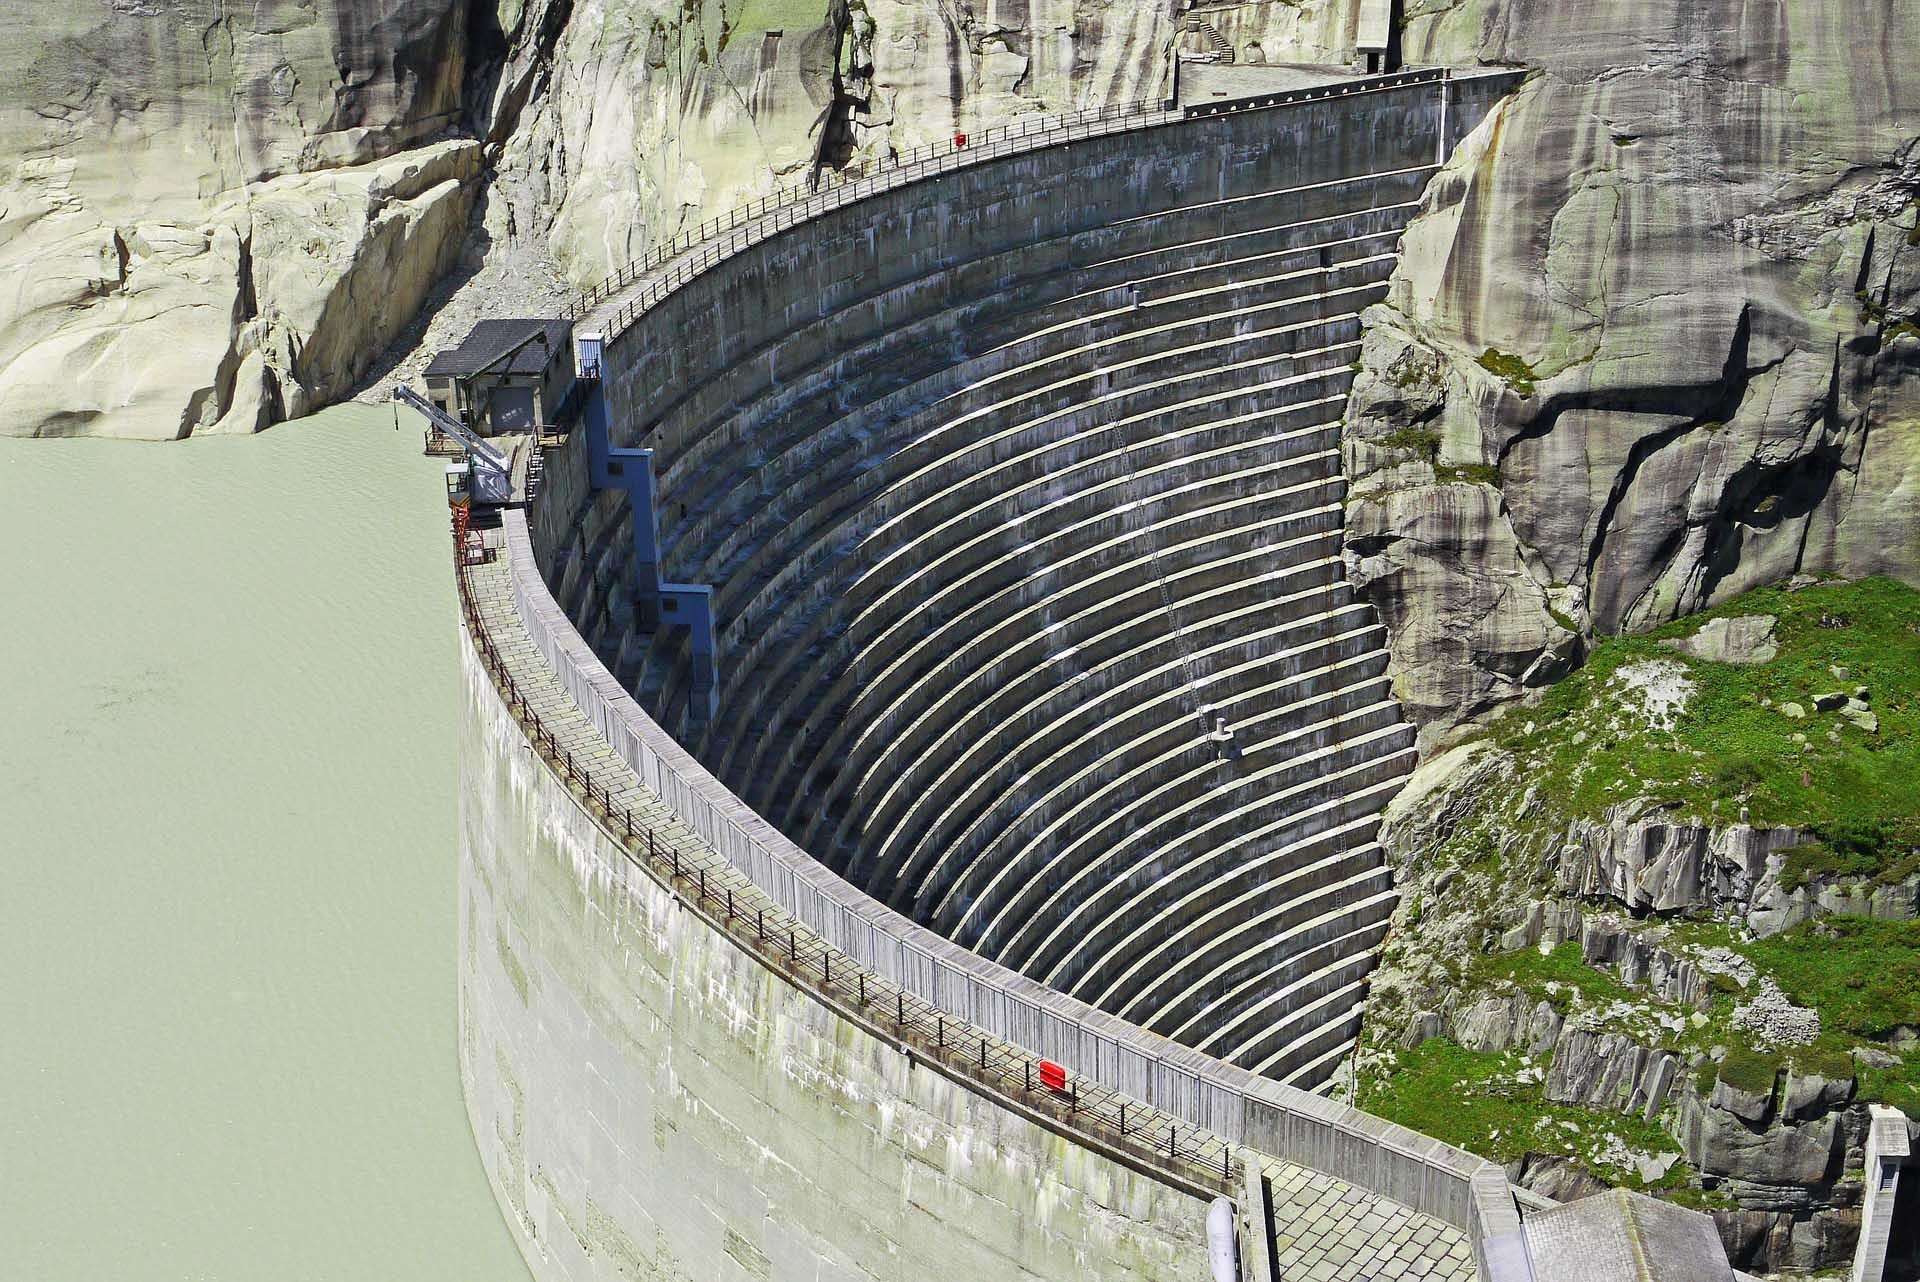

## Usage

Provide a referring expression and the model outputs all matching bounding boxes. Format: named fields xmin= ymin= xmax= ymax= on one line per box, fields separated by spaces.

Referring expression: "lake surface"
xmin=0 ymin=406 xmax=531 ymax=1281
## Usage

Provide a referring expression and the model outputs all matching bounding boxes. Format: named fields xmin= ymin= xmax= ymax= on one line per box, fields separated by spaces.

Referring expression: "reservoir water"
xmin=0 ymin=406 xmax=531 ymax=1280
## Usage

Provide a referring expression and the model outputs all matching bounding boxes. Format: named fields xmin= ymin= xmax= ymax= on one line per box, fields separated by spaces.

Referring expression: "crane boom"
xmin=393 ymin=383 xmax=513 ymax=504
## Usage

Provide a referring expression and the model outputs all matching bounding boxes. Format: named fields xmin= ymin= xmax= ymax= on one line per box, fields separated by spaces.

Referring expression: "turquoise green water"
xmin=0 ymin=406 xmax=530 ymax=1281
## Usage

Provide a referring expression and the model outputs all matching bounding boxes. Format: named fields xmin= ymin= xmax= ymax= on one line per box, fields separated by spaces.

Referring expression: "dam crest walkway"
xmin=458 ymin=515 xmax=1475 ymax=1282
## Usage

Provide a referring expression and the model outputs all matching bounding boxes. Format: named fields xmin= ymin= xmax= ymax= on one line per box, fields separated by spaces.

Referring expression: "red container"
xmin=1038 ymin=1060 xmax=1068 ymax=1092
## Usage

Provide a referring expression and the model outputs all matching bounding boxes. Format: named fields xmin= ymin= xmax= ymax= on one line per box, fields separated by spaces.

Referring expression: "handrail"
xmin=454 ymin=522 xmax=1240 ymax=1200
xmin=561 ymin=69 xmax=1460 ymax=346
xmin=561 ymin=96 xmax=1164 ymax=323
xmin=502 ymin=65 xmax=1535 ymax=1238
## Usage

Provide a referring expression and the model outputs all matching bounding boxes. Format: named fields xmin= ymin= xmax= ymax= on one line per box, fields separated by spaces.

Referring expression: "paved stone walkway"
xmin=462 ymin=525 xmax=1478 ymax=1282
xmin=1263 ymin=1159 xmax=1475 ymax=1281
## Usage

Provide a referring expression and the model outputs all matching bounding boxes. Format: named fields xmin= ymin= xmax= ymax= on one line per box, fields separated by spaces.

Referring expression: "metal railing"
xmin=1180 ymin=66 xmax=1444 ymax=118
xmin=561 ymin=96 xmax=1167 ymax=326
xmin=480 ymin=64 xmax=1544 ymax=1235
xmin=453 ymin=523 xmax=1239 ymax=1199
xmin=561 ymin=69 xmax=1462 ymax=347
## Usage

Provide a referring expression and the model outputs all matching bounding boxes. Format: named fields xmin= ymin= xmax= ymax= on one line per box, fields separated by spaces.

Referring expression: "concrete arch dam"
xmin=536 ymin=74 xmax=1513 ymax=1089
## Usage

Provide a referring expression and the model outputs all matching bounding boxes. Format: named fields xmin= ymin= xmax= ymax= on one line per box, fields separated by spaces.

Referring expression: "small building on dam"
xmin=446 ymin=61 xmax=1820 ymax=1282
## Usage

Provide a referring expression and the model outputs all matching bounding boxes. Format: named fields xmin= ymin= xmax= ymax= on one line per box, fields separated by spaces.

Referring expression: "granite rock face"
xmin=4 ymin=0 xmax=1373 ymax=435
xmin=1360 ymin=741 xmax=1914 ymax=1274
xmin=1345 ymin=0 xmax=1920 ymax=739
xmin=480 ymin=0 xmax=1197 ymax=290
xmin=0 ymin=1 xmax=477 ymax=437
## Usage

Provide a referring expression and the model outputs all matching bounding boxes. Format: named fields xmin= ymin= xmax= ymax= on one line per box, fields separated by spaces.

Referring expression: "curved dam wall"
xmin=459 ymin=509 xmax=1512 ymax=1282
xmin=457 ymin=636 xmax=1211 ymax=1282
xmin=533 ymin=72 xmax=1519 ymax=1088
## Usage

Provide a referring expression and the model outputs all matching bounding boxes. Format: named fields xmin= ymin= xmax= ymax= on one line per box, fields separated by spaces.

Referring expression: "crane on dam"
xmin=392 ymin=383 xmax=513 ymax=508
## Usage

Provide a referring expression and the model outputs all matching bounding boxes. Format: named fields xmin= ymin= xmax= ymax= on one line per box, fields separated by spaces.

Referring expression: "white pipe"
xmin=1208 ymin=1196 xmax=1240 ymax=1282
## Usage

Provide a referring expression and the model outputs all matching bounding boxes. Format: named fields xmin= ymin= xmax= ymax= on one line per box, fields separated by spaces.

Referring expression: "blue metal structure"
xmin=581 ymin=359 xmax=719 ymax=722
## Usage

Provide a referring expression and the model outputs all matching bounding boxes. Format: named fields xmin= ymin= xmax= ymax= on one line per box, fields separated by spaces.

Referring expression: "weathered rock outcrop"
xmin=1360 ymin=737 xmax=1916 ymax=1274
xmin=0 ymin=0 xmax=478 ymax=438
xmin=478 ymin=0 xmax=1203 ymax=289
xmin=5 ymin=0 xmax=1382 ymax=436
xmin=1344 ymin=0 xmax=1920 ymax=739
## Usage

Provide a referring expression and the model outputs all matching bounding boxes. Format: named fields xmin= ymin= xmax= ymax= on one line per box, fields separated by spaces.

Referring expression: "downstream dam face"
xmin=534 ymin=73 xmax=1513 ymax=1088
xmin=458 ymin=69 xmax=1583 ymax=1282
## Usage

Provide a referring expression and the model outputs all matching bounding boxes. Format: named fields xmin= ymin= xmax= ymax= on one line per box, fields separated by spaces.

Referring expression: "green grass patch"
xmin=1438 ymin=461 xmax=1503 ymax=486
xmin=1856 ymin=1054 xmax=1920 ymax=1115
xmin=1471 ymin=942 xmax=1643 ymax=1012
xmin=1360 ymin=1039 xmax=1685 ymax=1186
xmin=1487 ymin=578 xmax=1920 ymax=845
xmin=1477 ymin=348 xmax=1538 ymax=396
xmin=1786 ymin=1038 xmax=1858 ymax=1082
xmin=1659 ymin=1183 xmax=1740 ymax=1212
xmin=1715 ymin=1046 xmax=1782 ymax=1096
xmin=724 ymin=0 xmax=830 ymax=43
xmin=1778 ymin=830 xmax=1920 ymax=891
xmin=1741 ymin=917 xmax=1920 ymax=1040
xmin=1377 ymin=426 xmax=1442 ymax=462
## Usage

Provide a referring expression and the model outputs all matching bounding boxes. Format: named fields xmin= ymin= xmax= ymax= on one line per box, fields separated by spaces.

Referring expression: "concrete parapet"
xmin=477 ymin=63 xmax=1567 ymax=1281
xmin=504 ymin=509 xmax=1506 ymax=1235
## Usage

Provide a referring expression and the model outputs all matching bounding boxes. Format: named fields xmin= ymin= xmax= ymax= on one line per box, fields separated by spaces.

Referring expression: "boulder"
xmin=1844 ymin=707 xmax=1880 ymax=733
xmin=1400 ymin=1010 xmax=1447 ymax=1049
xmin=1512 ymin=1153 xmax=1610 ymax=1202
xmin=1660 ymin=615 xmax=1779 ymax=665
xmin=1546 ymin=1029 xmax=1680 ymax=1117
xmin=1709 ymin=1074 xmax=1777 ymax=1127
xmin=1681 ymin=1093 xmax=1845 ymax=1192
xmin=1780 ymin=1069 xmax=1853 ymax=1123
xmin=1455 ymin=992 xmax=1531 ymax=1052
xmin=1556 ymin=811 xmax=1806 ymax=918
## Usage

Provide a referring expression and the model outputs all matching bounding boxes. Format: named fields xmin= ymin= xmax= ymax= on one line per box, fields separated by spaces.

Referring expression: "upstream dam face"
xmin=536 ymin=75 xmax=1511 ymax=1088
xmin=457 ymin=70 xmax=1592 ymax=1282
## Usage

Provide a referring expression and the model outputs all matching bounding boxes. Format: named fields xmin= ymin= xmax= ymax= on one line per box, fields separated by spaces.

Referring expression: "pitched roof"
xmin=425 ymin=318 xmax=572 ymax=378
xmin=1524 ymin=1189 xmax=1733 ymax=1282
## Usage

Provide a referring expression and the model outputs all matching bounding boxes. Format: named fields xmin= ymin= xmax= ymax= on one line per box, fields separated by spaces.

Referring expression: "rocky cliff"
xmin=470 ymin=0 xmax=1389 ymax=290
xmin=1344 ymin=0 xmax=1920 ymax=739
xmin=1351 ymin=579 xmax=1920 ymax=1275
xmin=3 ymin=0 xmax=1255 ymax=438
xmin=0 ymin=1 xmax=482 ymax=438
